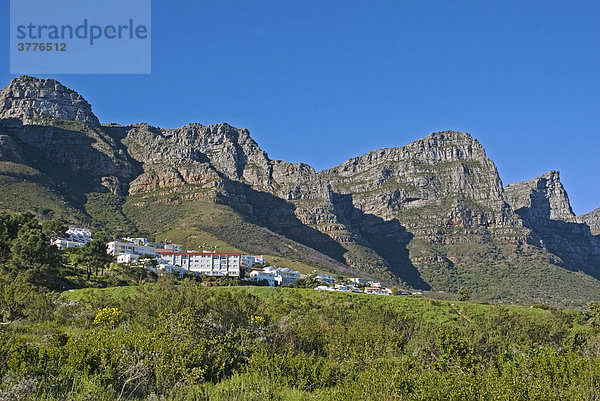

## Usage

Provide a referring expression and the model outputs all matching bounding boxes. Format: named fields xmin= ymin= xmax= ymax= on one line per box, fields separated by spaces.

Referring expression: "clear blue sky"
xmin=1 ymin=0 xmax=599 ymax=214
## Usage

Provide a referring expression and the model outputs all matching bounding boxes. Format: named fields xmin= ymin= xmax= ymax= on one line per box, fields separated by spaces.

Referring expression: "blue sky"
xmin=1 ymin=0 xmax=599 ymax=214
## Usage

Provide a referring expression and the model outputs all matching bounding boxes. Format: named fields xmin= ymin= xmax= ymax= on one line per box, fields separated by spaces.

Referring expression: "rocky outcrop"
xmin=579 ymin=208 xmax=600 ymax=235
xmin=506 ymin=172 xmax=600 ymax=274
xmin=0 ymin=76 xmax=100 ymax=126
xmin=505 ymin=171 xmax=576 ymax=222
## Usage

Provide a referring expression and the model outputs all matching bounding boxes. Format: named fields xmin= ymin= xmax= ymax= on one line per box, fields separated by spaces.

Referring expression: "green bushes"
xmin=2 ymin=283 xmax=600 ymax=399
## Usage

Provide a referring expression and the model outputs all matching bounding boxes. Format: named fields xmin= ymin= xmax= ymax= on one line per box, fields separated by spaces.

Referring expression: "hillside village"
xmin=52 ymin=227 xmax=422 ymax=296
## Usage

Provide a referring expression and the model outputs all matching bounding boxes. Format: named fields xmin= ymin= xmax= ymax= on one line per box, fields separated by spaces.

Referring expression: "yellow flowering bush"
xmin=249 ymin=315 xmax=265 ymax=326
xmin=93 ymin=307 xmax=122 ymax=326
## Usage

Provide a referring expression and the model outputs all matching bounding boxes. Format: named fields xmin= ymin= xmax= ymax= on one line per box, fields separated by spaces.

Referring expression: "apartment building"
xmin=156 ymin=250 xmax=241 ymax=277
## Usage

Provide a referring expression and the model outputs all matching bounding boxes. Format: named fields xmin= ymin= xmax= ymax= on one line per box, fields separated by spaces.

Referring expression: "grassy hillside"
xmin=0 ymin=161 xmax=87 ymax=221
xmin=123 ymin=196 xmax=359 ymax=277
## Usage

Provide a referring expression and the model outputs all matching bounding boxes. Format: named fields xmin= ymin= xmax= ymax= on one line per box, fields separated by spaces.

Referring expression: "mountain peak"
xmin=0 ymin=75 xmax=100 ymax=126
xmin=505 ymin=170 xmax=576 ymax=221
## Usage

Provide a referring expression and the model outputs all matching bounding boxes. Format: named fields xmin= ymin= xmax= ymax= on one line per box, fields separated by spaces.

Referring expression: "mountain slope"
xmin=1 ymin=75 xmax=600 ymax=306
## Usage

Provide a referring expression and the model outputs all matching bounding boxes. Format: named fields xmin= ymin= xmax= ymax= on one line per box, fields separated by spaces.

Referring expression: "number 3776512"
xmin=17 ymin=43 xmax=67 ymax=52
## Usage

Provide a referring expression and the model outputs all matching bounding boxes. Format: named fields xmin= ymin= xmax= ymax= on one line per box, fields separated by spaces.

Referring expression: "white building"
xmin=349 ymin=277 xmax=368 ymax=285
xmin=116 ymin=253 xmax=140 ymax=264
xmin=107 ymin=240 xmax=157 ymax=257
xmin=51 ymin=227 xmax=92 ymax=249
xmin=274 ymin=268 xmax=301 ymax=286
xmin=163 ymin=243 xmax=182 ymax=251
xmin=246 ymin=270 xmax=276 ymax=286
xmin=156 ymin=250 xmax=241 ymax=277
xmin=364 ymin=287 xmax=391 ymax=296
xmin=240 ymin=255 xmax=266 ymax=268
xmin=52 ymin=238 xmax=86 ymax=249
xmin=121 ymin=237 xmax=182 ymax=252
xmin=314 ymin=274 xmax=335 ymax=285
xmin=66 ymin=227 xmax=92 ymax=243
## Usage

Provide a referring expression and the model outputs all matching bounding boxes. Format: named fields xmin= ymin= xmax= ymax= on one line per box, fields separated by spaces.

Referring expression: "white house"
xmin=246 ymin=270 xmax=276 ymax=286
xmin=52 ymin=238 xmax=86 ymax=249
xmin=116 ymin=253 xmax=140 ymax=264
xmin=275 ymin=267 xmax=301 ymax=286
xmin=240 ymin=255 xmax=266 ymax=268
xmin=364 ymin=287 xmax=391 ymax=296
xmin=156 ymin=250 xmax=241 ymax=277
xmin=314 ymin=274 xmax=335 ymax=285
xmin=349 ymin=277 xmax=368 ymax=285
xmin=107 ymin=240 xmax=157 ymax=257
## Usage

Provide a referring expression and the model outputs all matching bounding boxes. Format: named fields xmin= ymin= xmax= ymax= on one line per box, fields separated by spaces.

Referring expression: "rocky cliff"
xmin=505 ymin=171 xmax=576 ymax=222
xmin=0 ymin=76 xmax=100 ymax=126
xmin=1 ymin=75 xmax=600 ymax=306
xmin=579 ymin=208 xmax=600 ymax=235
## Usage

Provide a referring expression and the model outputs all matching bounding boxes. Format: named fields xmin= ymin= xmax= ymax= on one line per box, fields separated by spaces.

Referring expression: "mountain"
xmin=1 ymin=75 xmax=600 ymax=306
xmin=579 ymin=208 xmax=600 ymax=235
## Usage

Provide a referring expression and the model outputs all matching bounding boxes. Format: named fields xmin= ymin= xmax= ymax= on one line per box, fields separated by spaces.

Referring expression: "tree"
xmin=76 ymin=231 xmax=112 ymax=280
xmin=41 ymin=219 xmax=68 ymax=238
xmin=457 ymin=286 xmax=471 ymax=301
xmin=7 ymin=219 xmax=62 ymax=285
xmin=585 ymin=301 xmax=600 ymax=326
xmin=0 ymin=211 xmax=35 ymax=263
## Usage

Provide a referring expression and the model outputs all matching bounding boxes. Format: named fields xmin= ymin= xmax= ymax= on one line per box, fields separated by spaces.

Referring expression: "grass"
xmin=59 ymin=284 xmax=560 ymax=325
xmin=60 ymin=285 xmax=148 ymax=302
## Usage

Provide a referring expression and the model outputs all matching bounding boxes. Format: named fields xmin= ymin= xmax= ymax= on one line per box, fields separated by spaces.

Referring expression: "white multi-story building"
xmin=66 ymin=227 xmax=92 ymax=243
xmin=120 ymin=237 xmax=182 ymax=252
xmin=240 ymin=255 xmax=266 ymax=268
xmin=107 ymin=240 xmax=157 ymax=257
xmin=51 ymin=227 xmax=92 ymax=249
xmin=156 ymin=250 xmax=241 ymax=277
xmin=274 ymin=268 xmax=301 ymax=286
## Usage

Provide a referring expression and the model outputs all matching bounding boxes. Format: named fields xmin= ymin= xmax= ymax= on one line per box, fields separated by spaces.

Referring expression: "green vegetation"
xmin=3 ymin=281 xmax=600 ymax=400
xmin=84 ymin=193 xmax=137 ymax=235
xmin=1 ymin=212 xmax=600 ymax=399
xmin=0 ymin=162 xmax=85 ymax=222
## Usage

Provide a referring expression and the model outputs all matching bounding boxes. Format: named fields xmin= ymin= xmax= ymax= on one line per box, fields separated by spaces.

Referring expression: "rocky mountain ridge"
xmin=0 ymin=75 xmax=599 ymax=306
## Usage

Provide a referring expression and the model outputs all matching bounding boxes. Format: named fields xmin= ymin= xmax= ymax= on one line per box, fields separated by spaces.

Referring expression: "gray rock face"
xmin=0 ymin=76 xmax=100 ymax=126
xmin=322 ymin=131 xmax=513 ymax=226
xmin=506 ymin=171 xmax=600 ymax=272
xmin=505 ymin=171 xmax=576 ymax=222
xmin=579 ymin=208 xmax=600 ymax=234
